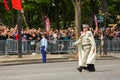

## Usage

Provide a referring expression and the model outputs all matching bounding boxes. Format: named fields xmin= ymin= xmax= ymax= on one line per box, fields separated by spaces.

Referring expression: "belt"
xmin=41 ymin=46 xmax=45 ymax=47
xmin=82 ymin=44 xmax=91 ymax=46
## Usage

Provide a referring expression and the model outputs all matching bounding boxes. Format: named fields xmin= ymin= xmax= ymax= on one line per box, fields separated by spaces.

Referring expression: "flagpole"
xmin=102 ymin=0 xmax=107 ymax=55
xmin=11 ymin=0 xmax=23 ymax=58
xmin=18 ymin=10 xmax=22 ymax=58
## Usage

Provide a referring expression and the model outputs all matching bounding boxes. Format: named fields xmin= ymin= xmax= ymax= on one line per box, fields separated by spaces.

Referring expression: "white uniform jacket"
xmin=74 ymin=31 xmax=96 ymax=66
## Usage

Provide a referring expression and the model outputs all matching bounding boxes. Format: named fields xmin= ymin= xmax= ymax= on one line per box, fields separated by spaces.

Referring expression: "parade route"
xmin=0 ymin=59 xmax=120 ymax=80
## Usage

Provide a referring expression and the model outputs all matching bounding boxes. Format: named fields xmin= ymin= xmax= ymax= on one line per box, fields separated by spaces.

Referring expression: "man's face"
xmin=83 ymin=27 xmax=89 ymax=32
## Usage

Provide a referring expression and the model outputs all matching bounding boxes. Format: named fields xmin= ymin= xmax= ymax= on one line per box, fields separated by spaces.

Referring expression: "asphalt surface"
xmin=0 ymin=59 xmax=120 ymax=80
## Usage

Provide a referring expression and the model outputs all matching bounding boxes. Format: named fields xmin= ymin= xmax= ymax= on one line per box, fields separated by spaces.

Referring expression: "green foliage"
xmin=28 ymin=0 xmax=52 ymax=3
xmin=112 ymin=0 xmax=120 ymax=2
xmin=0 ymin=0 xmax=119 ymax=29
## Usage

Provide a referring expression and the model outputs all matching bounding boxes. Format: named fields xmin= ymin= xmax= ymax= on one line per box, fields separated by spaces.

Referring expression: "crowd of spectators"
xmin=0 ymin=25 xmax=120 ymax=41
xmin=94 ymin=26 xmax=120 ymax=40
xmin=0 ymin=25 xmax=120 ymax=53
xmin=0 ymin=25 xmax=76 ymax=41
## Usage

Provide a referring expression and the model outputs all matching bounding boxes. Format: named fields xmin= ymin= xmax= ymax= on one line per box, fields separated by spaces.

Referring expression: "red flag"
xmin=45 ymin=16 xmax=50 ymax=31
xmin=11 ymin=0 xmax=22 ymax=11
xmin=3 ymin=0 xmax=9 ymax=11
xmin=94 ymin=15 xmax=98 ymax=31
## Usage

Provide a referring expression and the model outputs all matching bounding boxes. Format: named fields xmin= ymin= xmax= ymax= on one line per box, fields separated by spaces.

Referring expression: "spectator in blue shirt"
xmin=40 ymin=34 xmax=48 ymax=63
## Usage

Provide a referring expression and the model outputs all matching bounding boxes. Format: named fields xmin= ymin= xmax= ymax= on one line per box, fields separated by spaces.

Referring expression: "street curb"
xmin=0 ymin=55 xmax=119 ymax=66
xmin=0 ymin=58 xmax=69 ymax=66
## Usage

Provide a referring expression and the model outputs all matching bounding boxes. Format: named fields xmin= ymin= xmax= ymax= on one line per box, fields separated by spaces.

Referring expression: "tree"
xmin=0 ymin=0 xmax=120 ymax=29
xmin=23 ymin=0 xmax=53 ymax=28
xmin=107 ymin=0 xmax=120 ymax=23
xmin=71 ymin=0 xmax=81 ymax=39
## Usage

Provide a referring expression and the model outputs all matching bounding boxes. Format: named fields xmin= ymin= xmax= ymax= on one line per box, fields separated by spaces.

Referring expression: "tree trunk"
xmin=26 ymin=11 xmax=31 ymax=28
xmin=102 ymin=0 xmax=108 ymax=55
xmin=55 ymin=0 xmax=59 ymax=30
xmin=89 ymin=0 xmax=94 ymax=27
xmin=62 ymin=1 xmax=67 ymax=29
xmin=72 ymin=0 xmax=81 ymax=39
xmin=22 ymin=13 xmax=29 ymax=28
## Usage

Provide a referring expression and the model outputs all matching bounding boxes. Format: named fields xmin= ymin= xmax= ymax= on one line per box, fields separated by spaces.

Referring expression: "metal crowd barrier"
xmin=0 ymin=39 xmax=120 ymax=55
xmin=107 ymin=38 xmax=120 ymax=52
xmin=95 ymin=38 xmax=120 ymax=54
xmin=47 ymin=40 xmax=76 ymax=54
xmin=0 ymin=40 xmax=6 ymax=54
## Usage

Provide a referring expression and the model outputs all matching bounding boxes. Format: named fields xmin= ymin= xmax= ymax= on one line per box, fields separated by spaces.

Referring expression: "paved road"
xmin=0 ymin=59 xmax=120 ymax=80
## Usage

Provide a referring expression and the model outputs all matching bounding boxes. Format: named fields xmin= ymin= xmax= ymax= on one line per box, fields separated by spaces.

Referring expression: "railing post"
xmin=18 ymin=11 xmax=22 ymax=58
xmin=5 ymin=39 xmax=9 ymax=58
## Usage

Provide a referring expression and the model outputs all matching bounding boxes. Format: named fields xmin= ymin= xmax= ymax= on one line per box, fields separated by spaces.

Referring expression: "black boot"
xmin=87 ymin=64 xmax=96 ymax=72
xmin=77 ymin=66 xmax=82 ymax=72
xmin=82 ymin=67 xmax=88 ymax=70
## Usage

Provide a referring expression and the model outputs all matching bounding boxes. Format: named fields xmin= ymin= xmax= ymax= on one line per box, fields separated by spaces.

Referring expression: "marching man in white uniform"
xmin=74 ymin=24 xmax=96 ymax=72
